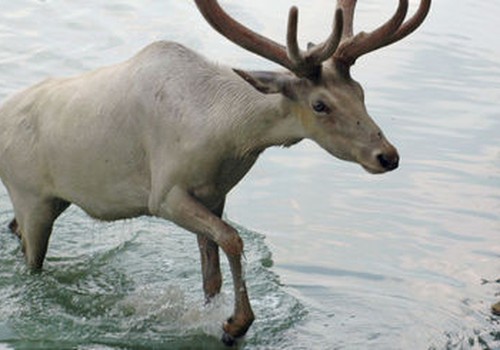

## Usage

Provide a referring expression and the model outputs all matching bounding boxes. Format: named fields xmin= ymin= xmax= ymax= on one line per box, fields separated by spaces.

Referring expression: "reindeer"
xmin=0 ymin=0 xmax=431 ymax=345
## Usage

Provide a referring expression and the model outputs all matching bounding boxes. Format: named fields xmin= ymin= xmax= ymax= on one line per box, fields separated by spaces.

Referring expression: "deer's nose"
xmin=376 ymin=151 xmax=399 ymax=171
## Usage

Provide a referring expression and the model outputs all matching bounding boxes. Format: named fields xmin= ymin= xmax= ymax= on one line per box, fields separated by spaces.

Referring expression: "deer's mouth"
xmin=361 ymin=164 xmax=387 ymax=175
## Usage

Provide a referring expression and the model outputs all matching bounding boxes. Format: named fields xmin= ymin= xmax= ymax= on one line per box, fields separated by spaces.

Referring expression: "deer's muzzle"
xmin=362 ymin=144 xmax=399 ymax=174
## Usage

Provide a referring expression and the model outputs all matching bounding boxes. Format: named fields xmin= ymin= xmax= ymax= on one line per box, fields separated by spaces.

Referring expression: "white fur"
xmin=0 ymin=41 xmax=303 ymax=222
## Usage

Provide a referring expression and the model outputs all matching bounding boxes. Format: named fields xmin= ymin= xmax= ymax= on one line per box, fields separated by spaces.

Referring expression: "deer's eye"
xmin=312 ymin=100 xmax=330 ymax=115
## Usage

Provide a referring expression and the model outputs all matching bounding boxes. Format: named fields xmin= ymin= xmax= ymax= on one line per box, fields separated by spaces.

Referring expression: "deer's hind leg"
xmin=8 ymin=218 xmax=21 ymax=239
xmin=197 ymin=200 xmax=225 ymax=301
xmin=9 ymin=192 xmax=70 ymax=270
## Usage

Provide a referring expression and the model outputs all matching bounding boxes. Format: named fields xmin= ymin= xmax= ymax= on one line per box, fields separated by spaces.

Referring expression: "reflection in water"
xmin=0 ymin=0 xmax=499 ymax=349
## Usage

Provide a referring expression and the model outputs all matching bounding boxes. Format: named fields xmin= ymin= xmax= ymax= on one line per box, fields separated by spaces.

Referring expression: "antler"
xmin=194 ymin=0 xmax=343 ymax=78
xmin=195 ymin=0 xmax=431 ymax=76
xmin=334 ymin=0 xmax=432 ymax=66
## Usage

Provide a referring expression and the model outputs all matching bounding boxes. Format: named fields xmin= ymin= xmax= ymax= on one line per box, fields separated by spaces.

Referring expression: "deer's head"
xmin=195 ymin=0 xmax=431 ymax=174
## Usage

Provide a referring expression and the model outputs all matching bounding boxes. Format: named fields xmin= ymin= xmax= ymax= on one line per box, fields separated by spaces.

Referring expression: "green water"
xmin=0 ymin=215 xmax=304 ymax=349
xmin=0 ymin=1 xmax=499 ymax=349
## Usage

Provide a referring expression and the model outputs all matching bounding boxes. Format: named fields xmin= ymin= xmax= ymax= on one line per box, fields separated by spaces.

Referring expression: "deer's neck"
xmin=220 ymin=77 xmax=304 ymax=157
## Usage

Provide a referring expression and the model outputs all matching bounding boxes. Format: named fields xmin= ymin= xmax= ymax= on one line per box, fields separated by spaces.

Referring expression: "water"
xmin=0 ymin=1 xmax=498 ymax=349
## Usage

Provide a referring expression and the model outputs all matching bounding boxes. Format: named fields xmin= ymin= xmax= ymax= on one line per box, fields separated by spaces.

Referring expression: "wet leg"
xmin=221 ymin=253 xmax=255 ymax=346
xmin=161 ymin=186 xmax=254 ymax=341
xmin=197 ymin=200 xmax=224 ymax=300
xmin=12 ymin=196 xmax=69 ymax=269
xmin=197 ymin=235 xmax=222 ymax=300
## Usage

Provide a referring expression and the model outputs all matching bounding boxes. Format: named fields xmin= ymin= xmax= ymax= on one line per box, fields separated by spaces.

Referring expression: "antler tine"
xmin=334 ymin=0 xmax=409 ymax=66
xmin=385 ymin=0 xmax=431 ymax=46
xmin=287 ymin=7 xmax=344 ymax=78
xmin=308 ymin=9 xmax=344 ymax=64
xmin=336 ymin=0 xmax=357 ymax=40
xmin=286 ymin=7 xmax=302 ymax=66
xmin=194 ymin=0 xmax=294 ymax=72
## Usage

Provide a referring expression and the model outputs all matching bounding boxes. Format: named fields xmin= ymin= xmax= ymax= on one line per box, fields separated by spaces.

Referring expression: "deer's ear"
xmin=233 ymin=69 xmax=298 ymax=99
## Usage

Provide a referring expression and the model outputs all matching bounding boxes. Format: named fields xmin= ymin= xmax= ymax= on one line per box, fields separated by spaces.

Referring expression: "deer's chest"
xmin=191 ymin=154 xmax=260 ymax=210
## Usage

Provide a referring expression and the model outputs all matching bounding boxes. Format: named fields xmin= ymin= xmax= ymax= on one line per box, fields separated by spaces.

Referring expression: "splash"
xmin=114 ymin=283 xmax=232 ymax=338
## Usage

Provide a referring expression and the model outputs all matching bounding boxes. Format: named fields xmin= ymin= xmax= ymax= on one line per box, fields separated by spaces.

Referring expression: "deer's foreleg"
xmin=162 ymin=186 xmax=254 ymax=343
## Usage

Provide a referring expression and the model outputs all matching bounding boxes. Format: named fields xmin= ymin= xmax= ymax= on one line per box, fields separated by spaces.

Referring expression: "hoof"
xmin=221 ymin=315 xmax=252 ymax=347
xmin=221 ymin=332 xmax=237 ymax=347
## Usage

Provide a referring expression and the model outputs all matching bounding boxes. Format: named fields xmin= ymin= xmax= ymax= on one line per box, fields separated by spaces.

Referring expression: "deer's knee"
xmin=218 ymin=225 xmax=243 ymax=257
